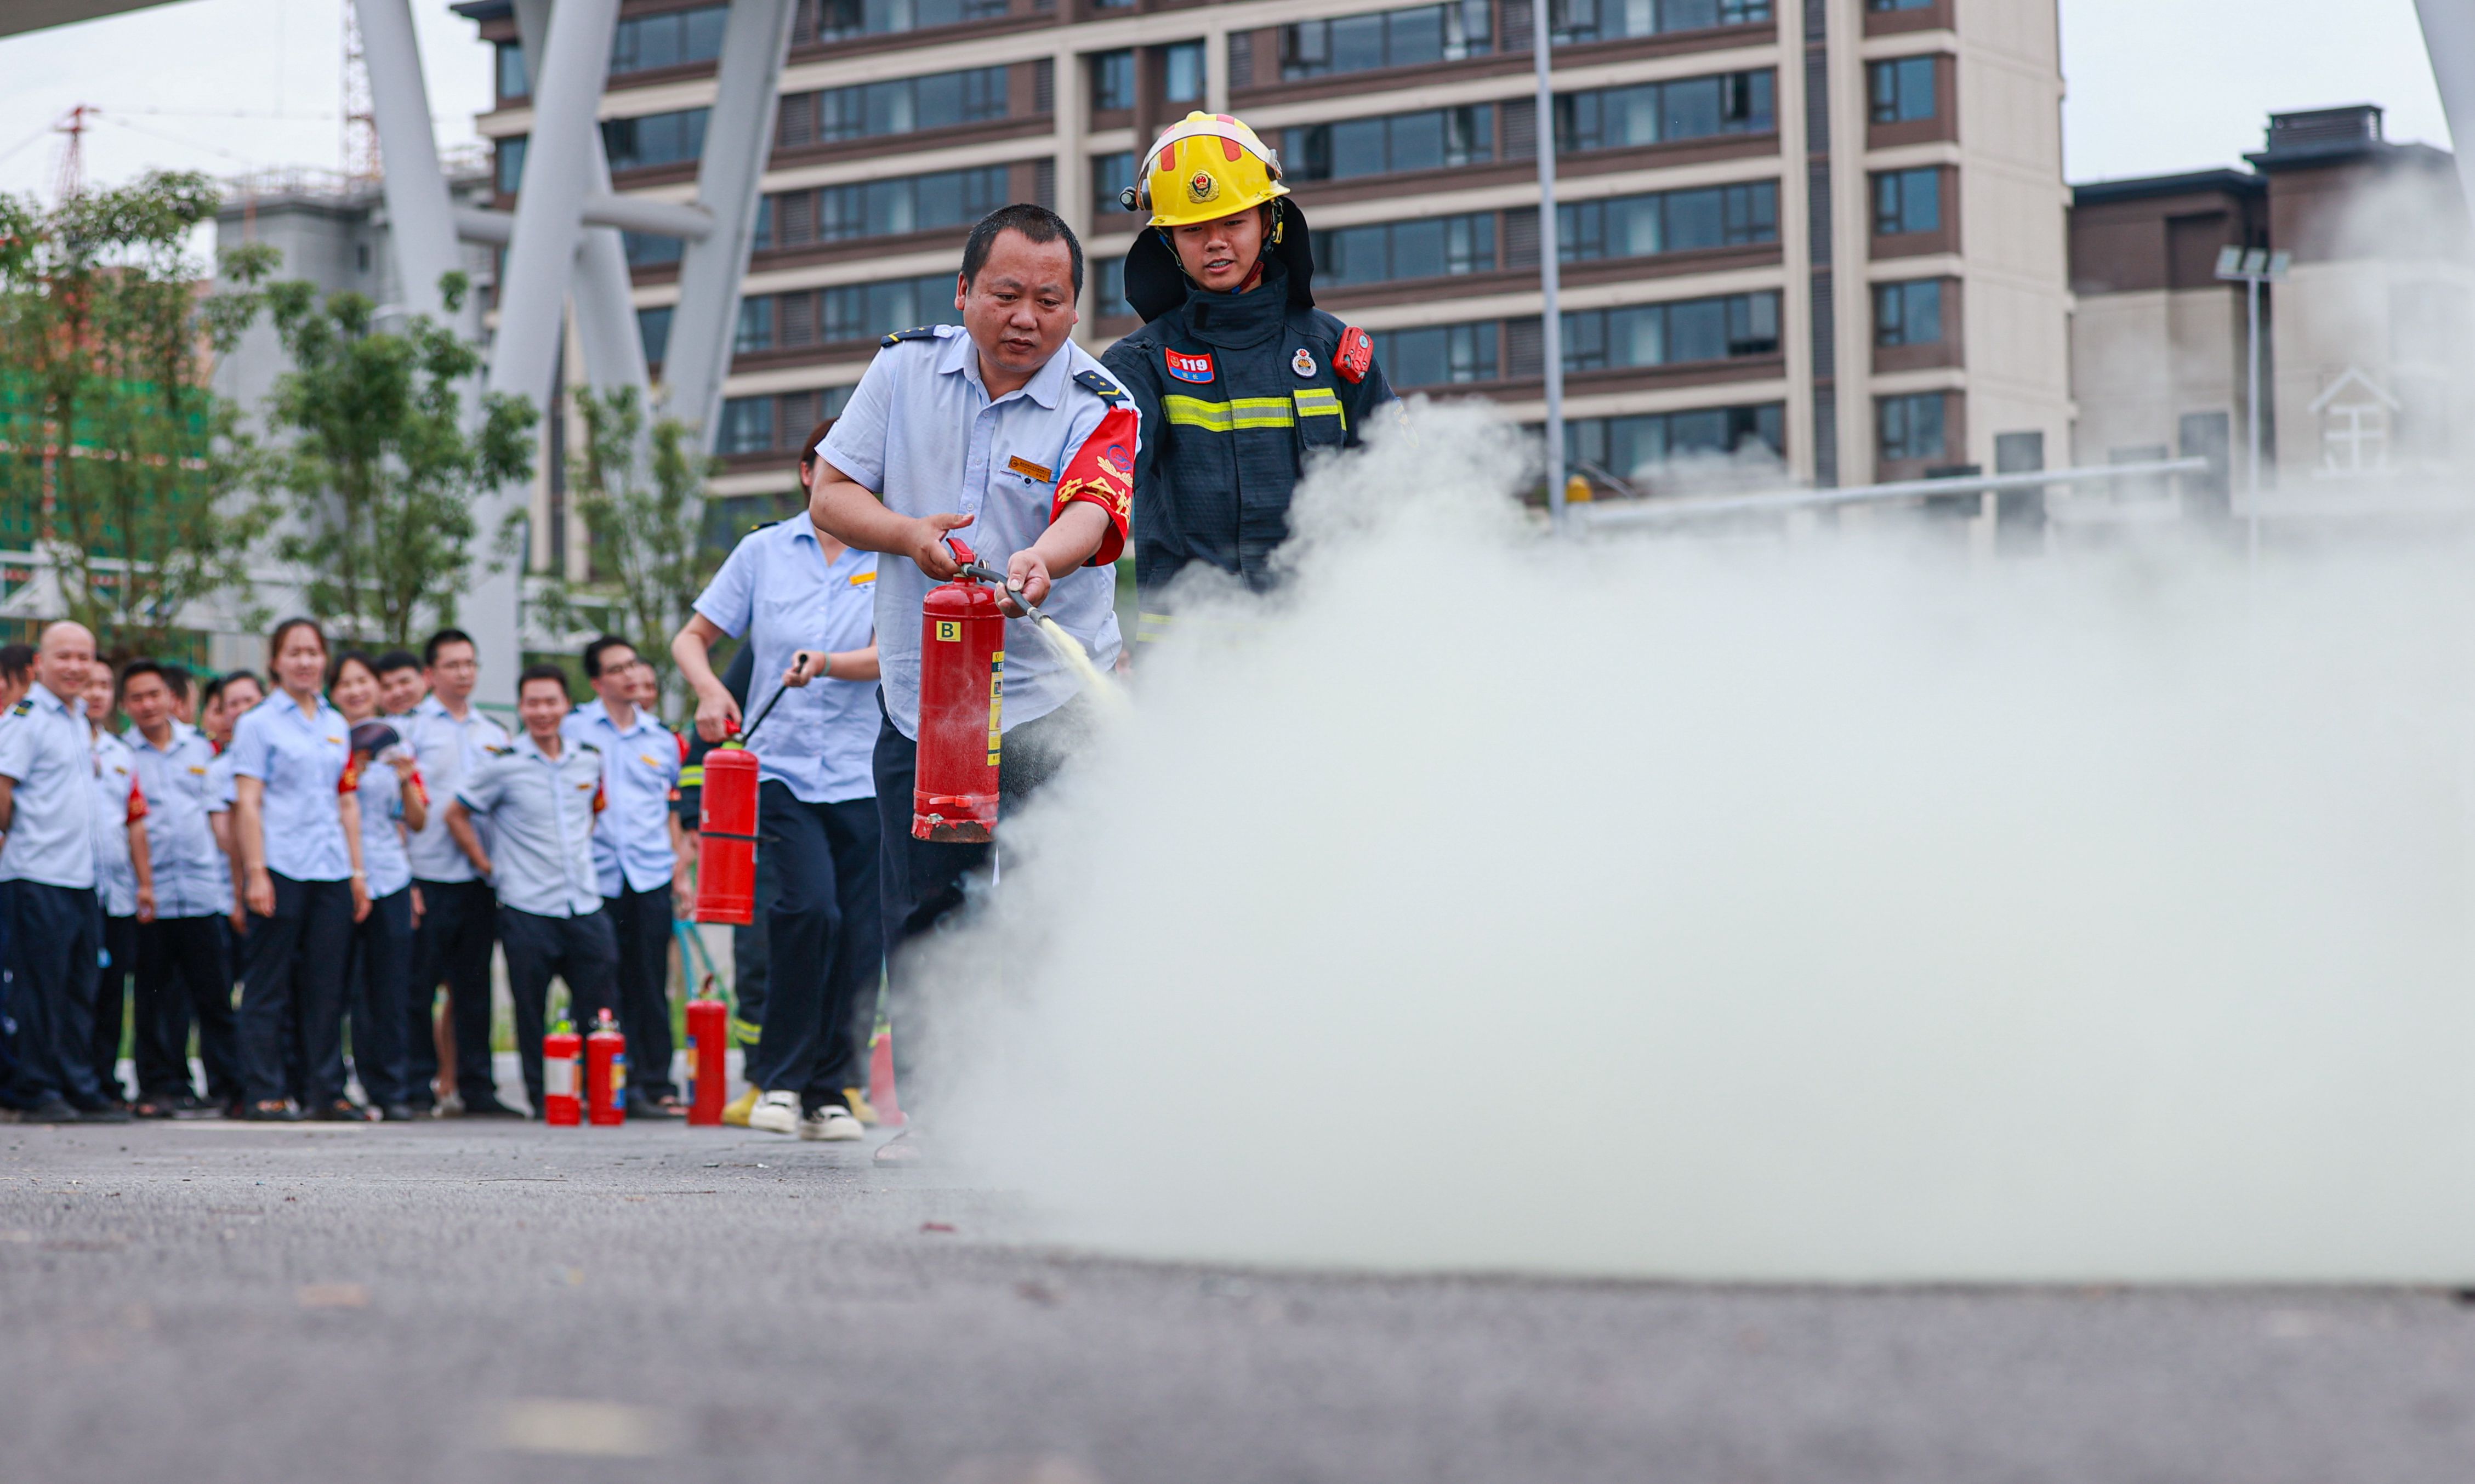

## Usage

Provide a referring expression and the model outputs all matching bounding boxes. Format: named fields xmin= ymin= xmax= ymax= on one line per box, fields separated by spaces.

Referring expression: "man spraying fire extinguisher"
xmin=807 ymin=202 xmax=1134 ymax=1164
xmin=1101 ymin=112 xmax=1396 ymax=639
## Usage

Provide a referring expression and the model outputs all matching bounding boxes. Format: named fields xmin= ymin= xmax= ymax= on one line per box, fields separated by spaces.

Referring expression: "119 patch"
xmin=1165 ymin=349 xmax=1215 ymax=383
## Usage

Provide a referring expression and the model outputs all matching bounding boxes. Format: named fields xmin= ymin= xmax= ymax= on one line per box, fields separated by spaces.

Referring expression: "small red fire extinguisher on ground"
xmin=685 ymin=981 xmax=727 ymax=1127
xmin=585 ymin=1010 xmax=627 ymax=1126
xmin=543 ymin=1022 xmax=582 ymax=1125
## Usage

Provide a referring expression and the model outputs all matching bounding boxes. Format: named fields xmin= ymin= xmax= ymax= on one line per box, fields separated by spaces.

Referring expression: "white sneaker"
xmin=798 ymin=1104 xmax=863 ymax=1142
xmin=747 ymin=1089 xmax=801 ymax=1135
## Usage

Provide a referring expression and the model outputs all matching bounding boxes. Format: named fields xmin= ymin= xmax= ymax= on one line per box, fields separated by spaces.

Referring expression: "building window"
xmin=621 ymin=230 xmax=682 ymax=268
xmin=1877 ymin=391 xmax=1947 ymax=463
xmin=1564 ymin=404 xmax=1785 ymax=480
xmin=1554 ymin=72 xmax=1776 ymax=153
xmin=1871 ymin=167 xmax=1941 ymax=235
xmin=815 ymin=0 xmax=1010 ymax=42
xmin=1163 ymin=42 xmax=1207 ymax=104
xmin=765 ymin=166 xmax=1008 ymax=248
xmin=495 ymin=42 xmax=527 ymax=99
xmin=1091 ymin=50 xmax=1136 ymax=112
xmin=610 ymin=5 xmax=726 ymax=76
xmin=1282 ymin=106 xmax=1494 ymax=181
xmin=1373 ymin=322 xmax=1499 ymax=387
xmin=735 ymin=296 xmax=776 ymax=355
xmin=1319 ymin=213 xmax=1497 ymax=287
xmin=1557 ymin=180 xmax=1777 ymax=260
xmin=1093 ymin=257 xmax=1133 ymax=318
xmin=1873 ymin=280 xmax=1943 ymax=346
xmin=780 ymin=66 xmax=1009 ymax=147
xmin=1093 ymin=152 xmax=1136 ymax=216
xmin=819 ymin=272 xmax=959 ymax=343
xmin=1867 ymin=56 xmax=1936 ymax=123
xmin=1561 ymin=292 xmax=1780 ymax=372
xmin=750 ymin=197 xmax=775 ymax=250
xmin=601 ymin=108 xmax=709 ymax=172
xmin=1867 ymin=0 xmax=1935 ymax=10
xmin=1549 ymin=0 xmax=1770 ymax=44
xmin=638 ymin=306 xmax=673 ymax=365
xmin=1281 ymin=1 xmax=1493 ymax=80
xmin=718 ymin=396 xmax=776 ymax=456
xmin=494 ymin=136 xmax=527 ymax=194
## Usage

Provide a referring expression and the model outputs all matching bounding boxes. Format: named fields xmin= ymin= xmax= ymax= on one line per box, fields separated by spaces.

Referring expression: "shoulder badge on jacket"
xmin=1073 ymin=369 xmax=1128 ymax=405
xmin=1335 ymin=325 xmax=1374 ymax=384
xmin=880 ymin=325 xmax=942 ymax=348
xmin=7 ymin=699 xmax=29 ymax=718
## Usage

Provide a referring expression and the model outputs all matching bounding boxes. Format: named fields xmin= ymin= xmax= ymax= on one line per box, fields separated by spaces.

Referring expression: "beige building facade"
xmin=460 ymin=0 xmax=2071 ymax=541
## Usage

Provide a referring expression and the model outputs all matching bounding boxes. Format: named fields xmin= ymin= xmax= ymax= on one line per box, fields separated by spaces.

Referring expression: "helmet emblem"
xmin=1186 ymin=170 xmax=1219 ymax=204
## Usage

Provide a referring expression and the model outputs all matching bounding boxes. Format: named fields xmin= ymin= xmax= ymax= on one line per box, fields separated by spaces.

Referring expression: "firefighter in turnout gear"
xmin=1100 ymin=112 xmax=1396 ymax=637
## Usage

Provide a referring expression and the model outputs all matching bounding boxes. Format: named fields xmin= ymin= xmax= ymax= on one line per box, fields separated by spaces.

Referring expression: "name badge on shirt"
xmin=1006 ymin=454 xmax=1054 ymax=483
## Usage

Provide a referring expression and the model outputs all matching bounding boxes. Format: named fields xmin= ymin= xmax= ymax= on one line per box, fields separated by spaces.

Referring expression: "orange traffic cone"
xmin=868 ymin=1027 xmax=904 ymax=1128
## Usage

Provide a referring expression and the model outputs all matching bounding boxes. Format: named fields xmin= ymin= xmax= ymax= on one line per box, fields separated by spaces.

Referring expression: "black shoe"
xmin=76 ymin=1104 xmax=134 ymax=1124
xmin=461 ymin=1098 xmax=525 ymax=1119
xmin=21 ymin=1099 xmax=81 ymax=1124
xmin=379 ymin=1102 xmax=417 ymax=1122
xmin=309 ymin=1099 xmax=369 ymax=1122
xmin=243 ymin=1101 xmax=301 ymax=1122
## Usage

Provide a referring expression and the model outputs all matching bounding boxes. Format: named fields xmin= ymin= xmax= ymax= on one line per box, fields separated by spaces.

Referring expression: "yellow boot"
xmin=722 ymin=1084 xmax=762 ymax=1128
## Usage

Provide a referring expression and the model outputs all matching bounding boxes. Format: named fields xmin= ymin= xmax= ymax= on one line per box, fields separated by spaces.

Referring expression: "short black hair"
xmin=582 ymin=634 xmax=637 ymax=680
xmin=961 ymin=203 xmax=1083 ymax=300
xmin=373 ymin=649 xmax=422 ymax=678
xmin=517 ymin=661 xmax=573 ymax=701
xmin=157 ymin=661 xmax=192 ymax=702
xmin=424 ymin=628 xmax=477 ymax=667
xmin=117 ymin=658 xmax=168 ymax=701
xmin=203 ymin=670 xmax=263 ymax=712
xmin=329 ymin=650 xmax=380 ymax=691
xmin=0 ymin=643 xmax=37 ymax=685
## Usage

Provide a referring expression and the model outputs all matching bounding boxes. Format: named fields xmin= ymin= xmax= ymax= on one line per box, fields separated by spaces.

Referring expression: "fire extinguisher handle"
xmin=945 ymin=535 xmax=978 ymax=566
xmin=738 ymin=683 xmax=789 ymax=745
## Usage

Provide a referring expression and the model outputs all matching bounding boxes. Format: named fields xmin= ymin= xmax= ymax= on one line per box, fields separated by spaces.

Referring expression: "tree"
xmin=259 ymin=274 xmax=536 ymax=646
xmin=535 ymin=385 xmax=720 ymax=721
xmin=0 ymin=171 xmax=272 ymax=657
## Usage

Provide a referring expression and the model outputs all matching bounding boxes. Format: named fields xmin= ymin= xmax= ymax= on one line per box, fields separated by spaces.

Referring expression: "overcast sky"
xmin=0 ymin=0 xmax=2454 ymax=212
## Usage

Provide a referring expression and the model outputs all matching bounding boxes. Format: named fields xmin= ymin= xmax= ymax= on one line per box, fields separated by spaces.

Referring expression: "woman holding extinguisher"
xmin=330 ymin=651 xmax=426 ymax=1121
xmin=229 ymin=618 xmax=368 ymax=1121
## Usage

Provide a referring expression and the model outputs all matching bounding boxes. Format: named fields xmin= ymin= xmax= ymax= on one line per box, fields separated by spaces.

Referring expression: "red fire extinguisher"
xmin=692 ymin=682 xmax=793 ymax=925
xmin=543 ymin=1022 xmax=582 ymax=1126
xmin=585 ymin=1009 xmax=627 ymax=1126
xmin=685 ymin=983 xmax=727 ymax=1127
xmin=914 ymin=537 xmax=1008 ymax=843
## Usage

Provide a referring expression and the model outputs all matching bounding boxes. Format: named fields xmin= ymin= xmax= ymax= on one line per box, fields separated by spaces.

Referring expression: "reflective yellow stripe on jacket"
xmin=1162 ymin=389 xmax=1349 ymax=434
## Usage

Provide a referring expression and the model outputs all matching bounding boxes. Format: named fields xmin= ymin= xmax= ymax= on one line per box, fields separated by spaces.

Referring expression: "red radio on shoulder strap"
xmin=1335 ymin=325 xmax=1373 ymax=384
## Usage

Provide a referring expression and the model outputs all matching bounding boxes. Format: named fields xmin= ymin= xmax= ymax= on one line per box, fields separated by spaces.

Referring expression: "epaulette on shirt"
xmin=483 ymin=743 xmax=515 ymax=757
xmin=7 ymin=700 xmax=27 ymax=718
xmin=1074 ymin=369 xmax=1128 ymax=405
xmin=880 ymin=325 xmax=945 ymax=348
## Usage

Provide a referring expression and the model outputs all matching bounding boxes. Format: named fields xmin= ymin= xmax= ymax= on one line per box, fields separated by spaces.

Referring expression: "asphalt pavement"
xmin=3 ymin=1116 xmax=2473 ymax=1483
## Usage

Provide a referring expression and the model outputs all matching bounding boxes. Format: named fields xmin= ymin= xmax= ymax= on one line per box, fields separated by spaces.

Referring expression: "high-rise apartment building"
xmin=459 ymin=0 xmax=2069 ymax=531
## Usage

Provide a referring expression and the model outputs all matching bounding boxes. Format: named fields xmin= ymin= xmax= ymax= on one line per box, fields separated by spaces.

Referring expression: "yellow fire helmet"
xmin=1122 ymin=112 xmax=1291 ymax=229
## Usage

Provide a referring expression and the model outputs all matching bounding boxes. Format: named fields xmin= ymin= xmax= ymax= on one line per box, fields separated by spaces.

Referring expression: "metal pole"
xmin=353 ymin=0 xmax=463 ymax=326
xmin=2246 ymin=275 xmax=2262 ymax=565
xmin=1532 ymin=0 xmax=1566 ymax=531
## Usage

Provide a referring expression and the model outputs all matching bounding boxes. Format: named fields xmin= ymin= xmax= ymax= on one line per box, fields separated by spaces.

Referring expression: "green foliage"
xmin=0 ymin=170 xmax=271 ymax=657
xmin=534 ymin=385 xmax=718 ymax=722
xmin=259 ymin=271 xmax=536 ymax=646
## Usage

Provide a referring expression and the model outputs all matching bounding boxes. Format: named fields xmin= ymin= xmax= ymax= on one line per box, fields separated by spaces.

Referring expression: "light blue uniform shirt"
xmin=228 ymin=692 xmax=352 ymax=883
xmin=691 ymin=521 xmax=879 ymax=803
xmin=562 ymin=704 xmax=682 ymax=896
xmin=91 ymin=729 xmax=141 ymax=917
xmin=349 ymin=738 xmax=416 ymax=900
xmin=820 ymin=325 xmax=1128 ymax=741
xmin=129 ymin=723 xmax=230 ymax=918
xmin=454 ymin=732 xmax=604 ymax=918
xmin=403 ymin=697 xmax=510 ymax=883
xmin=0 ymin=682 xmax=99 ymax=890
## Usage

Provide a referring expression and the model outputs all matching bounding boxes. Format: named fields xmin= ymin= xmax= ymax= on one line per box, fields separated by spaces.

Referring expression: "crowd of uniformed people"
xmin=0 ymin=112 xmax=1389 ymax=1163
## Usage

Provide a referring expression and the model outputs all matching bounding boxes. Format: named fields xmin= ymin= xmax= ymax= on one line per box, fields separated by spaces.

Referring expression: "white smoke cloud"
xmin=926 ymin=398 xmax=2475 ymax=1284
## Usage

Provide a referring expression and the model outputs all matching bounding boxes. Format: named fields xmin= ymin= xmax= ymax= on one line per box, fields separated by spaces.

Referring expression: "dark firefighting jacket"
xmin=1101 ymin=210 xmax=1394 ymax=617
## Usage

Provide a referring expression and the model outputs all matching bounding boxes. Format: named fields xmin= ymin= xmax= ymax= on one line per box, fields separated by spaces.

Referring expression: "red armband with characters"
xmin=339 ymin=755 xmax=363 ymax=794
xmin=1051 ymin=405 xmax=1137 ymax=567
xmin=1335 ymin=325 xmax=1373 ymax=384
xmin=126 ymin=777 xmax=147 ymax=825
xmin=406 ymin=767 xmax=430 ymax=809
